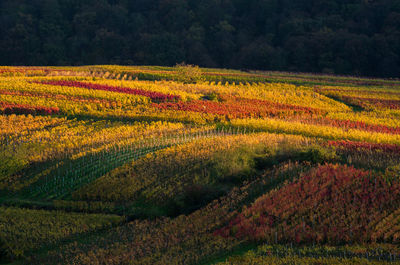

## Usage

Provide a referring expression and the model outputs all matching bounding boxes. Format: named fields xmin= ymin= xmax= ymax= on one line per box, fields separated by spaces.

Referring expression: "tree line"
xmin=0 ymin=0 xmax=399 ymax=77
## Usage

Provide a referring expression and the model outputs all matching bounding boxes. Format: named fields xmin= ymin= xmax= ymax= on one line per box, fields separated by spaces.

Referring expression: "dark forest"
xmin=1 ymin=0 xmax=399 ymax=77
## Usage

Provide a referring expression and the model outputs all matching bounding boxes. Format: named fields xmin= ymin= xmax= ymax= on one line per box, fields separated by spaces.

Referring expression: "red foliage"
xmin=154 ymin=96 xmax=400 ymax=134
xmin=0 ymin=89 xmax=116 ymax=106
xmin=153 ymin=96 xmax=322 ymax=119
xmin=0 ymin=102 xmax=59 ymax=115
xmin=345 ymin=96 xmax=400 ymax=110
xmin=0 ymin=68 xmax=63 ymax=74
xmin=0 ymin=69 xmax=26 ymax=74
xmin=37 ymin=80 xmax=181 ymax=102
xmin=327 ymin=140 xmax=400 ymax=153
xmin=215 ymin=164 xmax=400 ymax=244
xmin=316 ymin=88 xmax=400 ymax=97
xmin=336 ymin=95 xmax=400 ymax=110
xmin=303 ymin=117 xmax=400 ymax=135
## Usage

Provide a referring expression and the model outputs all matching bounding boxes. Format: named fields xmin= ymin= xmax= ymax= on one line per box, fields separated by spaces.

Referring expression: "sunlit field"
xmin=1 ymin=65 xmax=400 ymax=264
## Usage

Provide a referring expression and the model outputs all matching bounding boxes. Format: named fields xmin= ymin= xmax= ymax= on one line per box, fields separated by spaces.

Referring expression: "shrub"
xmin=174 ymin=63 xmax=204 ymax=83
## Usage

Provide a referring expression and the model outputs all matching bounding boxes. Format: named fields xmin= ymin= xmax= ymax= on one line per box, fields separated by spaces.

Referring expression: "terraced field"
xmin=1 ymin=65 xmax=400 ymax=264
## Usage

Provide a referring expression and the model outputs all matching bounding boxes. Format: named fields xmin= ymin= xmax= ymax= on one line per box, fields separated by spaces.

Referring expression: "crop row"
xmin=0 ymin=88 xmax=121 ymax=108
xmin=153 ymin=96 xmax=323 ymax=120
xmin=327 ymin=140 xmax=400 ymax=153
xmin=215 ymin=164 xmax=400 ymax=245
xmin=0 ymin=207 xmax=123 ymax=260
xmin=321 ymin=92 xmax=400 ymax=111
xmin=0 ymin=119 xmax=187 ymax=191
xmin=85 ymin=65 xmax=400 ymax=87
xmin=28 ymin=162 xmax=308 ymax=265
xmin=288 ymin=116 xmax=400 ymax=135
xmin=95 ymin=78 xmax=349 ymax=111
xmin=12 ymin=161 xmax=400 ymax=265
xmin=0 ymin=115 xmax=66 ymax=140
xmin=0 ymin=102 xmax=59 ymax=115
xmin=0 ymin=77 xmax=150 ymax=105
xmin=73 ymin=133 xmax=310 ymax=204
xmin=23 ymin=128 xmax=235 ymax=200
xmin=38 ymin=80 xmax=181 ymax=102
xmin=7 ymin=77 xmax=400 ymax=132
xmin=316 ymin=87 xmax=400 ymax=100
xmin=227 ymin=118 xmax=400 ymax=145
xmin=3 ymin=66 xmax=400 ymax=87
xmin=153 ymin=98 xmax=400 ymax=134
xmin=341 ymin=96 xmax=400 ymax=110
xmin=0 ymin=92 xmax=206 ymax=126
xmin=0 ymin=68 xmax=54 ymax=77
xmin=216 ymin=244 xmax=400 ymax=264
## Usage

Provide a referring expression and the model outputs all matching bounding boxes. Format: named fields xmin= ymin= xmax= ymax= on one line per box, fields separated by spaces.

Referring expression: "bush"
xmin=257 ymin=143 xmax=337 ymax=166
xmin=171 ymin=184 xmax=223 ymax=215
xmin=207 ymin=144 xmax=272 ymax=184
xmin=174 ymin=63 xmax=204 ymax=83
xmin=0 ymin=237 xmax=7 ymax=261
xmin=202 ymin=92 xmax=219 ymax=101
xmin=295 ymin=145 xmax=338 ymax=164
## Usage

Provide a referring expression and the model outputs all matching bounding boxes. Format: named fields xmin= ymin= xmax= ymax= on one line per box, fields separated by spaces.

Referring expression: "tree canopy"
xmin=1 ymin=0 xmax=399 ymax=77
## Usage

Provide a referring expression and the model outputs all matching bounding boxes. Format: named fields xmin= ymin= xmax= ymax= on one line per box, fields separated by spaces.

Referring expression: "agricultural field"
xmin=1 ymin=65 xmax=400 ymax=264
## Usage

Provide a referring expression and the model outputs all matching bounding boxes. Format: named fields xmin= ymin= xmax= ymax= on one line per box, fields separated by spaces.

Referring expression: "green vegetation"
xmin=0 ymin=207 xmax=123 ymax=260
